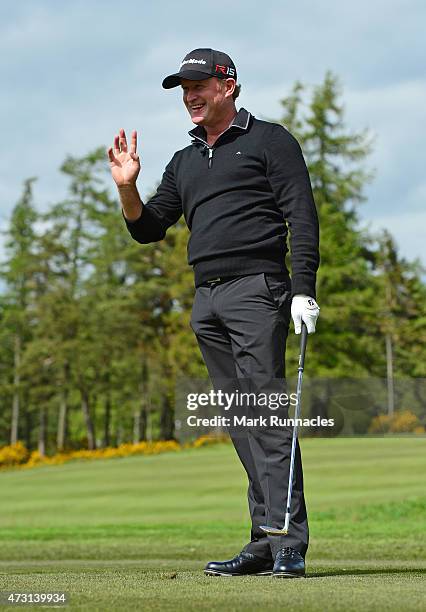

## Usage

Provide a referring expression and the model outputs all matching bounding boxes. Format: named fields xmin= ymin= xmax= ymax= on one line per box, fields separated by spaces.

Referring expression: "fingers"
xmin=291 ymin=295 xmax=320 ymax=335
xmin=107 ymin=147 xmax=116 ymax=163
xmin=293 ymin=312 xmax=302 ymax=335
xmin=302 ymin=315 xmax=316 ymax=334
xmin=113 ymin=129 xmax=126 ymax=155
xmin=130 ymin=130 xmax=137 ymax=154
xmin=119 ymin=128 xmax=127 ymax=153
xmin=113 ymin=134 xmax=120 ymax=156
xmin=112 ymin=129 xmax=137 ymax=156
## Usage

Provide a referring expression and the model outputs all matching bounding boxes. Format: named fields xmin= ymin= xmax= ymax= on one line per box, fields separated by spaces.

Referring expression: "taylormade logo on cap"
xmin=180 ymin=58 xmax=207 ymax=67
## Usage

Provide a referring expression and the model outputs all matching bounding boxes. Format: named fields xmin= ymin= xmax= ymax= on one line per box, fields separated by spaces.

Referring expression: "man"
xmin=108 ymin=48 xmax=320 ymax=578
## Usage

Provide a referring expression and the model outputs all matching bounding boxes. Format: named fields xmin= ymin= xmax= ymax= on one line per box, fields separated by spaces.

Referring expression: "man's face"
xmin=181 ymin=77 xmax=232 ymax=126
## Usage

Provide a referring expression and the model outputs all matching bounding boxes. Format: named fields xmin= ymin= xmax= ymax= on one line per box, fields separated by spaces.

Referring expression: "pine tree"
xmin=0 ymin=178 xmax=38 ymax=445
xmin=276 ymin=73 xmax=379 ymax=376
xmin=373 ymin=230 xmax=426 ymax=414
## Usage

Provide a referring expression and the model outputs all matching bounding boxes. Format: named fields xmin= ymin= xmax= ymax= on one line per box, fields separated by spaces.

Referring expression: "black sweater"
xmin=123 ymin=108 xmax=319 ymax=297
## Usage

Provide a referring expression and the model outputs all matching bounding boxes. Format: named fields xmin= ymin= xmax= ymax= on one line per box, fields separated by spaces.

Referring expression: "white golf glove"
xmin=291 ymin=295 xmax=320 ymax=334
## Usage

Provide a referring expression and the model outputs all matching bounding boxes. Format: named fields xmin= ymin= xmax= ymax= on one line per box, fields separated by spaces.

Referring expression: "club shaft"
xmin=284 ymin=323 xmax=308 ymax=532
xmin=283 ymin=511 xmax=291 ymax=533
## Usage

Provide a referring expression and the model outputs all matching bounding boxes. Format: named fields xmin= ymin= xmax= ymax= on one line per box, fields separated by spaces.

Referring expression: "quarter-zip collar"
xmin=188 ymin=107 xmax=251 ymax=147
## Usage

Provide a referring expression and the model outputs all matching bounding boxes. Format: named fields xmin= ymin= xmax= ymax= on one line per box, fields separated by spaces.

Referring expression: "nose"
xmin=186 ymin=90 xmax=198 ymax=104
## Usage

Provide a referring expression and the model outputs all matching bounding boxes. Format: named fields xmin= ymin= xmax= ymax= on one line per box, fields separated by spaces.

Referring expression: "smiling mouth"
xmin=190 ymin=104 xmax=205 ymax=112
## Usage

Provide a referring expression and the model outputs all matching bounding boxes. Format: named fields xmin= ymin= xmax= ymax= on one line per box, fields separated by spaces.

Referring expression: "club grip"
xmin=298 ymin=322 xmax=308 ymax=371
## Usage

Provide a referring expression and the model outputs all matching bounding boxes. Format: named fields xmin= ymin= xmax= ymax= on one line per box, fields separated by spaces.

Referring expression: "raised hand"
xmin=107 ymin=128 xmax=140 ymax=187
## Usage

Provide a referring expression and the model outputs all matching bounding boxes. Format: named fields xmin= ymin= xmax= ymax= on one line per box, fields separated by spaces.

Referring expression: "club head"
xmin=260 ymin=525 xmax=289 ymax=536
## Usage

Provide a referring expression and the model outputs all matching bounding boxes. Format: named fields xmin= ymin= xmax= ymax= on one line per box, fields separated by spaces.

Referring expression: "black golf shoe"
xmin=204 ymin=551 xmax=274 ymax=576
xmin=273 ymin=547 xmax=306 ymax=578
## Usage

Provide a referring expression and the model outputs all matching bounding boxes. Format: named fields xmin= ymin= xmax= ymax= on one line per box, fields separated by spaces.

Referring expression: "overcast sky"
xmin=1 ymin=0 xmax=425 ymax=267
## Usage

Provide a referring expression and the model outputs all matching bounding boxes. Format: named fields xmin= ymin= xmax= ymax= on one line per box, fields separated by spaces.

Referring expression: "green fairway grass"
xmin=0 ymin=437 xmax=425 ymax=611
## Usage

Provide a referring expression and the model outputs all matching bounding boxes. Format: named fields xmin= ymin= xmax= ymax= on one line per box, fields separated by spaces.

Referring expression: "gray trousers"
xmin=190 ymin=272 xmax=308 ymax=560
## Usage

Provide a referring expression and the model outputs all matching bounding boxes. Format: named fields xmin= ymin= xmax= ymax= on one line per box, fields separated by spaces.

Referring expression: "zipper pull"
xmin=208 ymin=148 xmax=213 ymax=168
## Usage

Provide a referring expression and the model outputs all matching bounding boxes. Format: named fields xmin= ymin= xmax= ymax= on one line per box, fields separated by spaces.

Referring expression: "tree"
xmin=275 ymin=73 xmax=426 ymax=432
xmin=0 ymin=178 xmax=38 ymax=445
xmin=276 ymin=72 xmax=379 ymax=377
xmin=373 ymin=230 xmax=426 ymax=413
xmin=0 ymin=74 xmax=424 ymax=449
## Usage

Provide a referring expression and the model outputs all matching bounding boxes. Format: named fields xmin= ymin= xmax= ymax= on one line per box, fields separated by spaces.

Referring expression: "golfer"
xmin=108 ymin=48 xmax=320 ymax=578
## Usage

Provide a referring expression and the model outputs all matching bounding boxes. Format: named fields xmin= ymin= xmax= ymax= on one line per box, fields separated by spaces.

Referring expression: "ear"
xmin=223 ymin=78 xmax=236 ymax=98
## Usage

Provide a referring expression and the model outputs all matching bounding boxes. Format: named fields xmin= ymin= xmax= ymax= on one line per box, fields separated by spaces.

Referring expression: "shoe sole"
xmin=273 ymin=572 xmax=305 ymax=579
xmin=204 ymin=570 xmax=273 ymax=577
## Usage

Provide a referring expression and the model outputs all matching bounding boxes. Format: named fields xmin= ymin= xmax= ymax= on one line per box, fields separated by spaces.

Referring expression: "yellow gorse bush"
xmin=0 ymin=441 xmax=29 ymax=466
xmin=192 ymin=434 xmax=229 ymax=448
xmin=0 ymin=435 xmax=226 ymax=471
xmin=368 ymin=410 xmax=425 ymax=434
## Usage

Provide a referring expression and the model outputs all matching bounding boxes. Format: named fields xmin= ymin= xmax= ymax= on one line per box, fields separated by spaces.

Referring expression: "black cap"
xmin=162 ymin=48 xmax=237 ymax=89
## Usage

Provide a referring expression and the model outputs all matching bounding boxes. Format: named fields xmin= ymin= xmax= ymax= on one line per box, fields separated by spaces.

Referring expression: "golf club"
xmin=260 ymin=320 xmax=308 ymax=536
